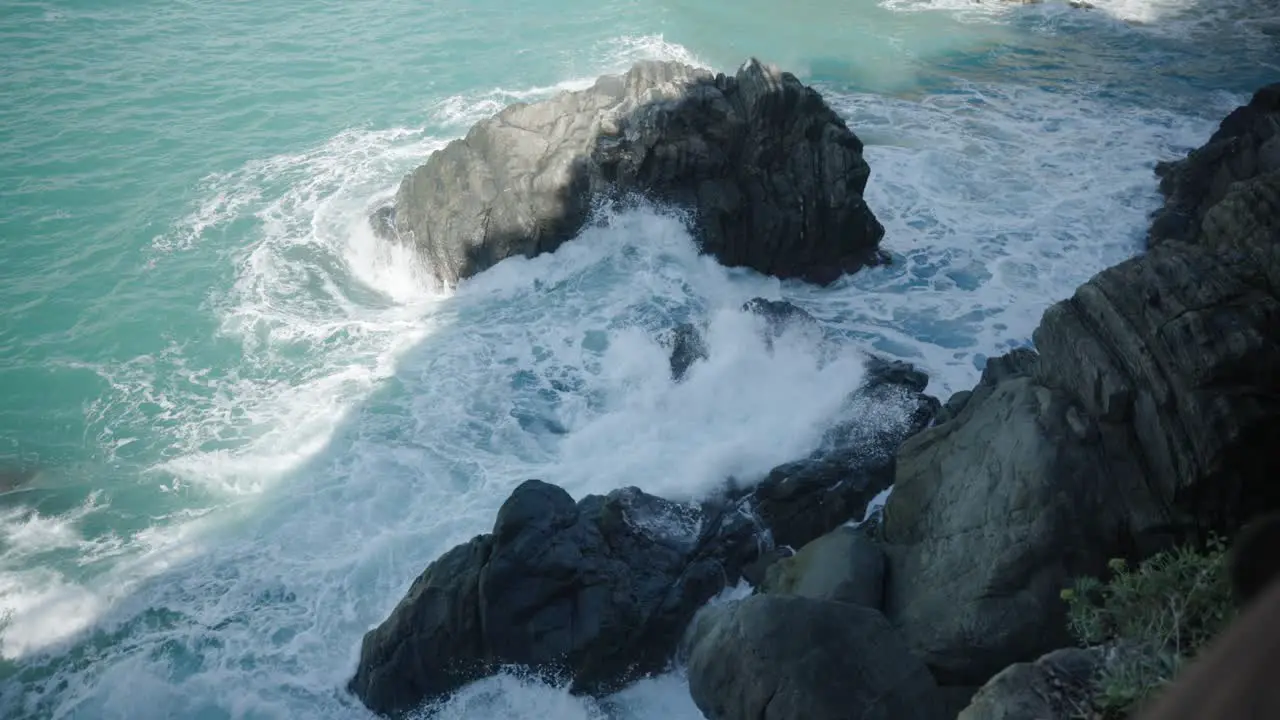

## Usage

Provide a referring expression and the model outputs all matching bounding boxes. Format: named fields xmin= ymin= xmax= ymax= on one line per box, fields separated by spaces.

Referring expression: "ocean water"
xmin=0 ymin=0 xmax=1277 ymax=717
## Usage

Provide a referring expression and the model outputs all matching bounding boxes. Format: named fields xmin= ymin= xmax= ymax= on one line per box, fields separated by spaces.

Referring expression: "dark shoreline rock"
xmin=350 ymin=70 xmax=1280 ymax=720
xmin=348 ymin=480 xmax=742 ymax=716
xmin=881 ymin=83 xmax=1280 ymax=690
xmin=378 ymin=59 xmax=885 ymax=288
xmin=665 ymin=322 xmax=708 ymax=382
xmin=349 ymin=349 xmax=939 ymax=716
xmin=1149 ymin=83 xmax=1279 ymax=248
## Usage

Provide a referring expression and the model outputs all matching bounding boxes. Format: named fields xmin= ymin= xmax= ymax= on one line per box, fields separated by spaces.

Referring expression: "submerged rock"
xmin=740 ymin=297 xmax=821 ymax=345
xmin=348 ymin=480 xmax=751 ymax=716
xmin=663 ymin=298 xmax=820 ymax=381
xmin=379 ymin=59 xmax=884 ymax=287
xmin=751 ymin=356 xmax=938 ymax=550
xmin=882 ymin=85 xmax=1280 ymax=688
xmin=683 ymin=595 xmax=945 ymax=720
xmin=665 ymin=322 xmax=708 ymax=381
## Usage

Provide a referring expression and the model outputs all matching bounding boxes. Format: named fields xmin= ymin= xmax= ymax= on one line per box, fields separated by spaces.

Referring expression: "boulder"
xmin=882 ymin=355 xmax=1128 ymax=685
xmin=348 ymin=480 xmax=755 ymax=716
xmin=683 ymin=595 xmax=945 ymax=720
xmin=882 ymin=86 xmax=1280 ymax=688
xmin=762 ymin=525 xmax=886 ymax=609
xmin=957 ymin=647 xmax=1103 ymax=720
xmin=378 ymin=59 xmax=884 ymax=287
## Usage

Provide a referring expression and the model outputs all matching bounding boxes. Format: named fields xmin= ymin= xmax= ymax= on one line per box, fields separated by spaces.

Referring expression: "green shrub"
xmin=1059 ymin=538 xmax=1235 ymax=718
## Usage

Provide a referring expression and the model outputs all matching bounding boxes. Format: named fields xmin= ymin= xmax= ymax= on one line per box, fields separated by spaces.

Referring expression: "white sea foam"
xmin=781 ymin=80 xmax=1226 ymax=397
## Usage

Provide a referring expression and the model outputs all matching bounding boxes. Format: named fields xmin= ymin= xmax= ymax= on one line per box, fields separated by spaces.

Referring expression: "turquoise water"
xmin=1 ymin=0 xmax=1276 ymax=717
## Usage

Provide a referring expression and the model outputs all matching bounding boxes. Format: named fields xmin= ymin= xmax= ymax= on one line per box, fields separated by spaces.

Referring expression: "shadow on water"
xmin=1 ymin=2 xmax=1278 ymax=717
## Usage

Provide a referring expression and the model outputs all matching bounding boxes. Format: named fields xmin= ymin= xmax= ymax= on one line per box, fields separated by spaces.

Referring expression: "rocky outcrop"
xmin=881 ymin=351 xmax=1130 ymax=684
xmin=1149 ymin=83 xmax=1279 ymax=248
xmin=683 ymin=595 xmax=945 ymax=720
xmin=956 ymin=647 xmax=1104 ymax=720
xmin=349 ymin=347 xmax=939 ymax=716
xmin=762 ymin=525 xmax=886 ymax=608
xmin=378 ymin=59 xmax=884 ymax=287
xmin=881 ymin=84 xmax=1280 ymax=688
xmin=348 ymin=480 xmax=751 ymax=716
xmin=750 ymin=356 xmax=938 ymax=550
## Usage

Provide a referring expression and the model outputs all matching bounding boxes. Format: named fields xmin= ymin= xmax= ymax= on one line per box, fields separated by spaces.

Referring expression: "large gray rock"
xmin=762 ymin=525 xmax=886 ymax=609
xmin=882 ymin=354 xmax=1130 ymax=685
xmin=957 ymin=648 xmax=1103 ymax=720
xmin=882 ymin=86 xmax=1280 ymax=688
xmin=348 ymin=480 xmax=753 ymax=716
xmin=683 ymin=595 xmax=945 ymax=720
xmin=380 ymin=59 xmax=884 ymax=287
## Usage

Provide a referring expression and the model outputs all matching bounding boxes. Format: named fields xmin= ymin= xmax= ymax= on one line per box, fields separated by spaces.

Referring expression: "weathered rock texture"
xmin=762 ymin=525 xmax=887 ymax=609
xmin=882 ymin=83 xmax=1280 ymax=688
xmin=348 ymin=481 xmax=741 ymax=716
xmin=683 ymin=595 xmax=945 ymax=720
xmin=1149 ymin=83 xmax=1280 ymax=248
xmin=379 ymin=59 xmax=884 ymax=286
xmin=956 ymin=647 xmax=1105 ymax=720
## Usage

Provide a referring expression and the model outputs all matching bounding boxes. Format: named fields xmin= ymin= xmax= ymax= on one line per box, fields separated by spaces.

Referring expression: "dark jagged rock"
xmin=882 ymin=87 xmax=1280 ymax=689
xmin=751 ymin=447 xmax=895 ymax=551
xmin=665 ymin=322 xmax=708 ymax=381
xmin=1149 ymin=82 xmax=1279 ymax=248
xmin=741 ymin=297 xmax=819 ymax=338
xmin=348 ymin=480 xmax=756 ymax=716
xmin=864 ymin=354 xmax=930 ymax=394
xmin=932 ymin=389 xmax=971 ymax=425
xmin=683 ymin=595 xmax=946 ymax=720
xmin=752 ymin=358 xmax=938 ymax=551
xmin=663 ymin=298 xmax=819 ymax=381
xmin=378 ymin=59 xmax=884 ymax=287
